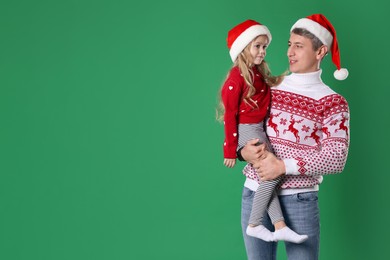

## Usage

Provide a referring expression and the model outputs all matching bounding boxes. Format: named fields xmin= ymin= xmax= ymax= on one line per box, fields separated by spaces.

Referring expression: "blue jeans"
xmin=241 ymin=187 xmax=320 ymax=260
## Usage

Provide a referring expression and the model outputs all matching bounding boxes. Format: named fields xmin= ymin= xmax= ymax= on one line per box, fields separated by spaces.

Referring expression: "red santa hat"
xmin=291 ymin=14 xmax=349 ymax=80
xmin=227 ymin=20 xmax=272 ymax=62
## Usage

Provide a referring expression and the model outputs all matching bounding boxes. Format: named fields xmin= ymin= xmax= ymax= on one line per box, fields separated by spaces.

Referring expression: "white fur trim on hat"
xmin=229 ymin=25 xmax=272 ymax=62
xmin=291 ymin=18 xmax=333 ymax=47
xmin=334 ymin=68 xmax=349 ymax=80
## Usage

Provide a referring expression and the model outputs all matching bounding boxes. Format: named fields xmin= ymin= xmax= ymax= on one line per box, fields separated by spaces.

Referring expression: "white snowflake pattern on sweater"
xmin=243 ymin=70 xmax=350 ymax=190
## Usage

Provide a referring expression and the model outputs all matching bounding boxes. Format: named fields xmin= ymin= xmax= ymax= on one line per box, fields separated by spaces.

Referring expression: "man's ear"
xmin=316 ymin=45 xmax=328 ymax=60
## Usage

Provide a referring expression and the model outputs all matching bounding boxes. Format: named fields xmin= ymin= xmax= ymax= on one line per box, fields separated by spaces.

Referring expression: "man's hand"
xmin=241 ymin=139 xmax=266 ymax=164
xmin=253 ymin=151 xmax=286 ymax=181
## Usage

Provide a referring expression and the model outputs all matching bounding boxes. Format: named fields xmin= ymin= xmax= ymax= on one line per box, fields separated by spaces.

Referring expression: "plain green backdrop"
xmin=1 ymin=0 xmax=389 ymax=259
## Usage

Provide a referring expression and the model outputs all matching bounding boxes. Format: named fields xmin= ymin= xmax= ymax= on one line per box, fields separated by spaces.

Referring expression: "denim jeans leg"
xmin=279 ymin=192 xmax=320 ymax=260
xmin=241 ymin=187 xmax=277 ymax=260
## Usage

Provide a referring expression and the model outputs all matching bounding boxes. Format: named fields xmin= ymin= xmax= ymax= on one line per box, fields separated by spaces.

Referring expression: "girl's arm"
xmin=221 ymin=71 xmax=243 ymax=159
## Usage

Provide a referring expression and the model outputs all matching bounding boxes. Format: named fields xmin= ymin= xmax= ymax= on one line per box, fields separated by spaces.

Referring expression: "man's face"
xmin=287 ymin=33 xmax=320 ymax=74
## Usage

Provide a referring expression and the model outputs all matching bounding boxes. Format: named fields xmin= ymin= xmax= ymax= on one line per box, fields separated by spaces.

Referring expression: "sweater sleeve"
xmin=221 ymin=72 xmax=243 ymax=159
xmin=284 ymin=97 xmax=350 ymax=176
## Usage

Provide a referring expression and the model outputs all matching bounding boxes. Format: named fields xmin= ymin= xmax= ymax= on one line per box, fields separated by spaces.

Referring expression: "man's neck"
xmin=285 ymin=70 xmax=323 ymax=87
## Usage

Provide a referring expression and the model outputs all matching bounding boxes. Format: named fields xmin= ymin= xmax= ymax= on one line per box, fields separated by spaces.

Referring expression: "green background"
xmin=1 ymin=0 xmax=388 ymax=259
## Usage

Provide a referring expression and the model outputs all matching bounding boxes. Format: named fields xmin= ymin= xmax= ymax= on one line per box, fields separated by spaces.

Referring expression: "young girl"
xmin=218 ymin=19 xmax=308 ymax=243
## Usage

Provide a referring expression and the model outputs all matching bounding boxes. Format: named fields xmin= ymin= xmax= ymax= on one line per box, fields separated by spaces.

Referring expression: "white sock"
xmin=246 ymin=225 xmax=274 ymax=242
xmin=273 ymin=226 xmax=308 ymax=244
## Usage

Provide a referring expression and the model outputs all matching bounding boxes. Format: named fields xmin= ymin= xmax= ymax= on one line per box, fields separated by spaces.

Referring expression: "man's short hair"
xmin=291 ymin=28 xmax=324 ymax=51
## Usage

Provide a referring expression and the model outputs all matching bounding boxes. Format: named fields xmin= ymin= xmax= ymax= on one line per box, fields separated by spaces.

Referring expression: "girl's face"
xmin=249 ymin=35 xmax=268 ymax=65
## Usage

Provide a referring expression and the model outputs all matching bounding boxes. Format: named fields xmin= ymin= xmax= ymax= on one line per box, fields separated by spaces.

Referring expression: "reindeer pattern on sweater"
xmin=243 ymin=70 xmax=350 ymax=189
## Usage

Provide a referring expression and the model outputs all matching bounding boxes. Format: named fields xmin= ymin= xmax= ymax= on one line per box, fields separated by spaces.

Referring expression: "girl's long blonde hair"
xmin=216 ymin=40 xmax=285 ymax=122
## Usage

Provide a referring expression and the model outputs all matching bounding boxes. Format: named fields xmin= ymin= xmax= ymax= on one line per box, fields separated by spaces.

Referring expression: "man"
xmin=238 ymin=14 xmax=350 ymax=260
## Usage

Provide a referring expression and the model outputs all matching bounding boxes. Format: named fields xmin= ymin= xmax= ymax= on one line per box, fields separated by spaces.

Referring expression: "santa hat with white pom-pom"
xmin=291 ymin=14 xmax=349 ymax=80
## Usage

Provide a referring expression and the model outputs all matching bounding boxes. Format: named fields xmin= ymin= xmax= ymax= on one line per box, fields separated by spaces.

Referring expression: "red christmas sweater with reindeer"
xmin=243 ymin=70 xmax=350 ymax=193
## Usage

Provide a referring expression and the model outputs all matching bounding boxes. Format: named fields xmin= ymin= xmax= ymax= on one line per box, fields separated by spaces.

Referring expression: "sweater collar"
xmin=284 ymin=70 xmax=324 ymax=87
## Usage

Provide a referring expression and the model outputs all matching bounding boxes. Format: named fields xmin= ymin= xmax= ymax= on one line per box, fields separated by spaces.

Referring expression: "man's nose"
xmin=287 ymin=47 xmax=293 ymax=57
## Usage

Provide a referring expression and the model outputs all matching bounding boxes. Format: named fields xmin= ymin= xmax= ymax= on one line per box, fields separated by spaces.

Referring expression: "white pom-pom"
xmin=334 ymin=68 xmax=349 ymax=80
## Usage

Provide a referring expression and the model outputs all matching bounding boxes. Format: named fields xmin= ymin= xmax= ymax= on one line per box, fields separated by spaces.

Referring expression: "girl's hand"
xmin=224 ymin=158 xmax=236 ymax=168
